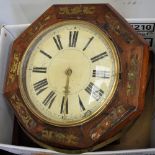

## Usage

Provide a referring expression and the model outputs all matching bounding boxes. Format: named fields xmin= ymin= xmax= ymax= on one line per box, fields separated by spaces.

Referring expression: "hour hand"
xmin=60 ymin=96 xmax=68 ymax=115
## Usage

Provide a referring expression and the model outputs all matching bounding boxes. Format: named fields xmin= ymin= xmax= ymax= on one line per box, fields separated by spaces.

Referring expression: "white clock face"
xmin=20 ymin=20 xmax=119 ymax=126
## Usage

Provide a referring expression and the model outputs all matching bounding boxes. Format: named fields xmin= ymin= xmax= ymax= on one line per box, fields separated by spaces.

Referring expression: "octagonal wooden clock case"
xmin=4 ymin=4 xmax=149 ymax=153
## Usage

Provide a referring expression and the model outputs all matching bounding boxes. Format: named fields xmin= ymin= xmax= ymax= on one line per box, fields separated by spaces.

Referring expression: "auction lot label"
xmin=130 ymin=23 xmax=155 ymax=51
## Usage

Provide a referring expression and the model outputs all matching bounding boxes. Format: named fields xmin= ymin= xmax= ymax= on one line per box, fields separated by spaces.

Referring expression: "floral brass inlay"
xmin=105 ymin=13 xmax=134 ymax=44
xmin=42 ymin=129 xmax=79 ymax=145
xmin=90 ymin=105 xmax=133 ymax=141
xmin=7 ymin=51 xmax=20 ymax=86
xmin=20 ymin=14 xmax=54 ymax=43
xmin=10 ymin=93 xmax=37 ymax=129
xmin=127 ymin=55 xmax=139 ymax=96
xmin=59 ymin=6 xmax=96 ymax=15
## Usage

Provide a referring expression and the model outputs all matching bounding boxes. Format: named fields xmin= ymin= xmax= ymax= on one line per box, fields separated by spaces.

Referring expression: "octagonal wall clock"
xmin=4 ymin=4 xmax=149 ymax=153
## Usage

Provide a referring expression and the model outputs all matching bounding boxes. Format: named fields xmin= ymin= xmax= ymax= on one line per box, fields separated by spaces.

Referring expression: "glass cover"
xmin=20 ymin=20 xmax=119 ymax=126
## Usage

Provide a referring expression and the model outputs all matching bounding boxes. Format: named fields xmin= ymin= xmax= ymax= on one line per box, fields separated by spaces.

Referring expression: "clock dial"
xmin=19 ymin=20 xmax=119 ymax=126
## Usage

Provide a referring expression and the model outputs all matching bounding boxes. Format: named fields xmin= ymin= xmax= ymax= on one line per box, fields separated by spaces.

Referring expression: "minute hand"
xmin=63 ymin=68 xmax=72 ymax=115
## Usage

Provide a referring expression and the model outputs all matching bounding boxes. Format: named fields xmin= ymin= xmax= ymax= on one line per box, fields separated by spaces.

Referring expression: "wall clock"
xmin=4 ymin=4 xmax=149 ymax=153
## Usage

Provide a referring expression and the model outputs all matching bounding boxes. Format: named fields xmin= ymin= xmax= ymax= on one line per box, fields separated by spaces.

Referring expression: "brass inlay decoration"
xmin=59 ymin=6 xmax=96 ymax=15
xmin=20 ymin=15 xmax=54 ymax=43
xmin=105 ymin=13 xmax=134 ymax=44
xmin=7 ymin=51 xmax=20 ymax=86
xmin=10 ymin=93 xmax=36 ymax=129
xmin=42 ymin=129 xmax=79 ymax=145
xmin=90 ymin=105 xmax=131 ymax=141
xmin=127 ymin=55 xmax=139 ymax=96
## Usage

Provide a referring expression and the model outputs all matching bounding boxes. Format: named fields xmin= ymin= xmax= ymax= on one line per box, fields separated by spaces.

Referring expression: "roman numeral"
xmin=32 ymin=67 xmax=47 ymax=73
xmin=91 ymin=52 xmax=108 ymax=63
xmin=85 ymin=82 xmax=104 ymax=101
xmin=42 ymin=91 xmax=56 ymax=109
xmin=40 ymin=50 xmax=52 ymax=59
xmin=69 ymin=31 xmax=79 ymax=47
xmin=83 ymin=36 xmax=94 ymax=51
xmin=92 ymin=70 xmax=110 ymax=78
xmin=78 ymin=96 xmax=85 ymax=111
xmin=53 ymin=35 xmax=63 ymax=50
xmin=60 ymin=96 xmax=68 ymax=114
xmin=33 ymin=79 xmax=48 ymax=95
